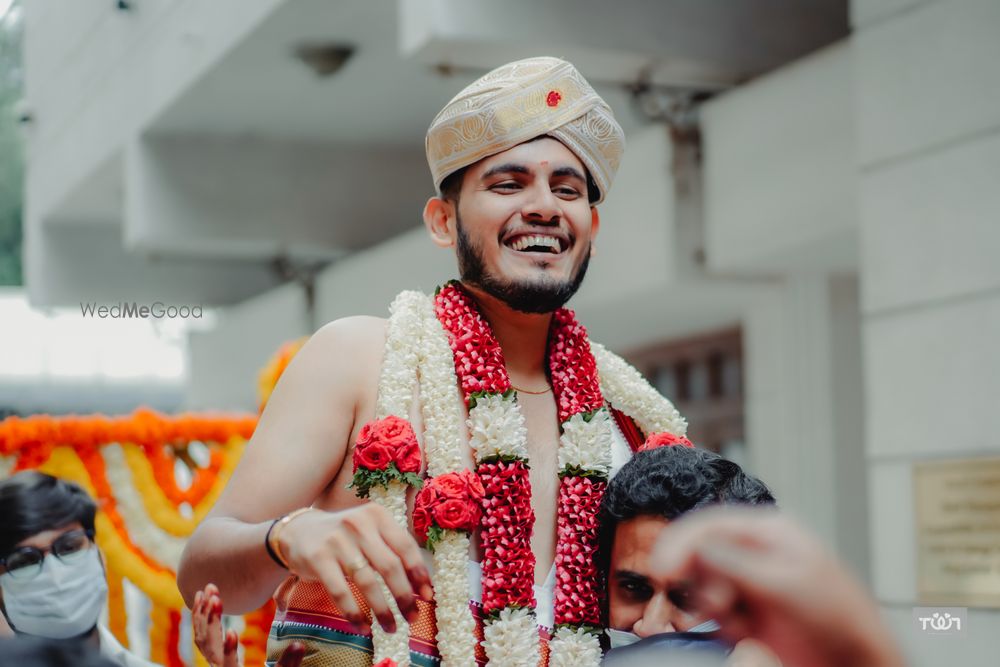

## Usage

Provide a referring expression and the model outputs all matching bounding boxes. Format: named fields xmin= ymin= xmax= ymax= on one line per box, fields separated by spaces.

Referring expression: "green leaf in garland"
xmin=558 ymin=465 xmax=608 ymax=481
xmin=425 ymin=525 xmax=445 ymax=553
xmin=401 ymin=472 xmax=424 ymax=488
xmin=554 ymin=622 xmax=603 ymax=637
xmin=478 ymin=453 xmax=531 ymax=467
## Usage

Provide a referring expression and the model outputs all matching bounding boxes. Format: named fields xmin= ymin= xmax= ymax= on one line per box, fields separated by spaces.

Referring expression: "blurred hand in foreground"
xmin=653 ymin=507 xmax=906 ymax=667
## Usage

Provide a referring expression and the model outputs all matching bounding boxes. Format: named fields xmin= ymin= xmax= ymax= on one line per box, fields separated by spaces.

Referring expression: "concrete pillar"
xmin=743 ymin=274 xmax=869 ymax=580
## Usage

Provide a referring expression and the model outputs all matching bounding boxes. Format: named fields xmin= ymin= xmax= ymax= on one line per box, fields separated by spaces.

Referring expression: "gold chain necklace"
xmin=509 ymin=383 xmax=552 ymax=395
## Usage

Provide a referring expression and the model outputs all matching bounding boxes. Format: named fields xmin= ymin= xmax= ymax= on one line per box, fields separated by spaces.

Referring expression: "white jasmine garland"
xmin=416 ymin=297 xmax=479 ymax=665
xmin=548 ymin=627 xmax=602 ymax=667
xmin=557 ymin=410 xmax=612 ymax=475
xmin=367 ymin=291 xmax=427 ymax=667
xmin=101 ymin=444 xmax=186 ymax=569
xmin=369 ymin=482 xmax=413 ymax=665
xmin=416 ymin=296 xmax=466 ymax=477
xmin=591 ymin=342 xmax=688 ymax=437
xmin=375 ymin=291 xmax=425 ymax=419
xmin=429 ymin=530 xmax=477 ymax=666
xmin=481 ymin=607 xmax=541 ymax=667
xmin=467 ymin=392 xmax=529 ymax=462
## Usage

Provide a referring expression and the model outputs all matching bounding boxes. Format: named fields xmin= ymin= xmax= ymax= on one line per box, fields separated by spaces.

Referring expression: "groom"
xmin=178 ymin=57 xmax=685 ymax=666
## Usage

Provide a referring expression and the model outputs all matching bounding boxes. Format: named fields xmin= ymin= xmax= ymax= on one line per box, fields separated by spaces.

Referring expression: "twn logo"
xmin=913 ymin=607 xmax=966 ymax=637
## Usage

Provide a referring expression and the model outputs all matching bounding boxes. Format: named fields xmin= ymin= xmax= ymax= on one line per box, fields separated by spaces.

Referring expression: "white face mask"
xmin=607 ymin=627 xmax=642 ymax=649
xmin=0 ymin=546 xmax=108 ymax=639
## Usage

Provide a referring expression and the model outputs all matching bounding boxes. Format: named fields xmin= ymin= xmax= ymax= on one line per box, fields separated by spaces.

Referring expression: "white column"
xmin=743 ymin=274 xmax=869 ymax=581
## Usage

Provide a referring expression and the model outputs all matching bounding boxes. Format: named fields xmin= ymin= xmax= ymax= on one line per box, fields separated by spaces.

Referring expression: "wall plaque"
xmin=914 ymin=457 xmax=1000 ymax=607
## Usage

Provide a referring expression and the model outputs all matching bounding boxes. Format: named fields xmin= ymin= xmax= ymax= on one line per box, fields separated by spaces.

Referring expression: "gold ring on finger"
xmin=344 ymin=558 xmax=370 ymax=576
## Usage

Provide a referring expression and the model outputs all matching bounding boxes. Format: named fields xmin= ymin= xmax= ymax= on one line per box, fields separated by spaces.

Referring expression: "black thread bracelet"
xmin=264 ymin=517 xmax=286 ymax=569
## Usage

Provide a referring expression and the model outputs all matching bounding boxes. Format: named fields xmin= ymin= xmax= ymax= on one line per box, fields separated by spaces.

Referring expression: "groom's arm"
xmin=177 ymin=316 xmax=429 ymax=628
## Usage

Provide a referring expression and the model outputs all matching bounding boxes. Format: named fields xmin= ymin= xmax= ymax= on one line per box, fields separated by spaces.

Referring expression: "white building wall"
xmin=702 ymin=41 xmax=857 ymax=274
xmin=22 ymin=0 xmax=289 ymax=305
xmin=699 ymin=41 xmax=870 ymax=573
xmin=853 ymin=0 xmax=1000 ymax=663
xmin=186 ymin=282 xmax=309 ymax=411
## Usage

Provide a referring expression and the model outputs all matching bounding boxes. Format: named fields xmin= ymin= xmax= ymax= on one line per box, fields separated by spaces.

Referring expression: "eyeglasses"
xmin=0 ymin=529 xmax=95 ymax=581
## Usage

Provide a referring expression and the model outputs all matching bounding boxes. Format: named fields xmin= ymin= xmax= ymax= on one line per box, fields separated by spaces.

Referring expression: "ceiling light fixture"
xmin=293 ymin=43 xmax=355 ymax=78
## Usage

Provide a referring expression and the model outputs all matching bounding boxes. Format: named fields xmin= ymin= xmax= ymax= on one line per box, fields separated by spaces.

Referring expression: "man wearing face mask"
xmin=598 ymin=442 xmax=780 ymax=666
xmin=0 ymin=471 xmax=158 ymax=667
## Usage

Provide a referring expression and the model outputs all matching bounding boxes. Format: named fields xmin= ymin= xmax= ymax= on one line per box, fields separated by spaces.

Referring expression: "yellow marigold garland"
xmin=107 ymin=570 xmax=129 ymax=647
xmin=257 ymin=337 xmax=307 ymax=411
xmin=0 ymin=411 xmax=258 ymax=666
xmin=0 ymin=336 xmax=307 ymax=666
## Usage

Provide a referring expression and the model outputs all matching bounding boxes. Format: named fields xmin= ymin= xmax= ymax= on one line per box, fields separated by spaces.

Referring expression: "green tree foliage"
xmin=0 ymin=1 xmax=24 ymax=285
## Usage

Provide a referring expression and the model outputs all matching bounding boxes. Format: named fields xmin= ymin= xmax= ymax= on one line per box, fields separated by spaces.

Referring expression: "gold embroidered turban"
xmin=425 ymin=56 xmax=625 ymax=205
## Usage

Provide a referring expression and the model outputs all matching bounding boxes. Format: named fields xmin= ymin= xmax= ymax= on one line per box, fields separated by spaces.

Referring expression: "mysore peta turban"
xmin=425 ymin=56 xmax=626 ymax=205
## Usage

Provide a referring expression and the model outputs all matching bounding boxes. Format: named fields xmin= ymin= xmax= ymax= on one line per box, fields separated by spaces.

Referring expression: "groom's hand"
xmin=277 ymin=503 xmax=433 ymax=633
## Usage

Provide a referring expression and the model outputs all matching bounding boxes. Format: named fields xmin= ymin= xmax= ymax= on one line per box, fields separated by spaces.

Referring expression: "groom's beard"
xmin=455 ymin=215 xmax=590 ymax=314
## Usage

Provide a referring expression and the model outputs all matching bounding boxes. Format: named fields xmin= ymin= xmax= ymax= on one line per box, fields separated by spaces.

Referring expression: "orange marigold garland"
xmin=257 ymin=337 xmax=308 ymax=411
xmin=0 ymin=409 xmax=259 ymax=665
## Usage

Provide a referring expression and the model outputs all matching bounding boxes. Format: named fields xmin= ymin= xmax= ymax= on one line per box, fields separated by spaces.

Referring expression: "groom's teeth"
xmin=510 ymin=235 xmax=561 ymax=253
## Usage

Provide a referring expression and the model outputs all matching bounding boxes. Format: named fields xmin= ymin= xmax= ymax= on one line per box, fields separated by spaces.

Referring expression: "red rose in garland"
xmin=434 ymin=498 xmax=477 ymax=530
xmin=413 ymin=469 xmax=484 ymax=551
xmin=394 ymin=438 xmax=422 ymax=474
xmin=354 ymin=443 xmax=393 ymax=471
xmin=412 ymin=503 xmax=433 ymax=543
xmin=350 ymin=416 xmax=423 ymax=497
xmin=638 ymin=431 xmax=693 ymax=452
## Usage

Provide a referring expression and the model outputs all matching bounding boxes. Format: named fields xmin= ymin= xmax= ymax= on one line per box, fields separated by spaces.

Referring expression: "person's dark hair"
xmin=597 ymin=446 xmax=775 ymax=577
xmin=437 ymin=137 xmax=602 ymax=205
xmin=439 ymin=166 xmax=467 ymax=204
xmin=0 ymin=637 xmax=117 ymax=667
xmin=0 ymin=472 xmax=97 ymax=557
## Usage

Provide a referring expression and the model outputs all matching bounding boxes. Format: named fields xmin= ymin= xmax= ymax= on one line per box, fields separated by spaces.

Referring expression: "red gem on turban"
xmin=546 ymin=90 xmax=562 ymax=107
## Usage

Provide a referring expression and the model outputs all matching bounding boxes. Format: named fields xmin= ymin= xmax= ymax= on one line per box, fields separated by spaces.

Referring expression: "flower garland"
xmin=589 ymin=342 xmax=688 ymax=437
xmin=432 ymin=282 xmax=612 ymax=667
xmin=119 ymin=438 xmax=241 ymax=536
xmin=351 ymin=290 xmax=427 ymax=667
xmin=546 ymin=309 xmax=611 ymax=664
xmin=413 ymin=470 xmax=484 ymax=551
xmin=0 ymin=410 xmax=259 ymax=667
xmin=638 ymin=431 xmax=694 ymax=451
xmin=257 ymin=337 xmax=308 ymax=411
xmin=413 ymin=294 xmax=479 ymax=666
xmin=144 ymin=442 xmax=225 ymax=509
xmin=360 ymin=287 xmax=690 ymax=665
xmin=102 ymin=443 xmax=188 ymax=570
